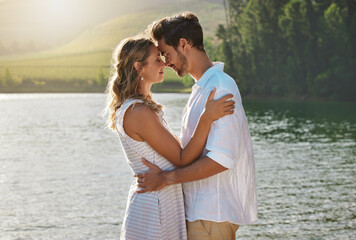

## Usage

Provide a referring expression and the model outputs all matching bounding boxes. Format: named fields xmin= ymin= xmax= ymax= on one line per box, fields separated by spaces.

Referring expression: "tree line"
xmin=214 ymin=0 xmax=356 ymax=101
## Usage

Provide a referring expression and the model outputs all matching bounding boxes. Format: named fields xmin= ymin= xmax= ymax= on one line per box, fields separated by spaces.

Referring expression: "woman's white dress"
xmin=115 ymin=99 xmax=187 ymax=240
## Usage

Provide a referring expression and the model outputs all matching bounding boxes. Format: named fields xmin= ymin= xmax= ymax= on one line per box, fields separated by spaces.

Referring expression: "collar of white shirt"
xmin=194 ymin=62 xmax=225 ymax=89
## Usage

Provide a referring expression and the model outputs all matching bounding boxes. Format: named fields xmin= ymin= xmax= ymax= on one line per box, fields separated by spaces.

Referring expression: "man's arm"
xmin=135 ymin=157 xmax=227 ymax=193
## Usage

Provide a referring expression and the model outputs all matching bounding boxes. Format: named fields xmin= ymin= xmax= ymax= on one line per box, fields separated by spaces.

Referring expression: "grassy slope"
xmin=55 ymin=2 xmax=224 ymax=54
xmin=0 ymin=1 xmax=225 ymax=92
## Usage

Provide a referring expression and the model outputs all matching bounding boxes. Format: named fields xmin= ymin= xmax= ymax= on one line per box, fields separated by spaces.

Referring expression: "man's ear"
xmin=179 ymin=38 xmax=190 ymax=50
xmin=133 ymin=62 xmax=142 ymax=73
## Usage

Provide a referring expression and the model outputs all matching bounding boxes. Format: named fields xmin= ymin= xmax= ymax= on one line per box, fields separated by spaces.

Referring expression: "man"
xmin=136 ymin=12 xmax=257 ymax=240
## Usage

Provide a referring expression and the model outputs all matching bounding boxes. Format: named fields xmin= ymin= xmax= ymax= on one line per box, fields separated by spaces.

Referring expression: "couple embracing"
xmin=105 ymin=12 xmax=257 ymax=240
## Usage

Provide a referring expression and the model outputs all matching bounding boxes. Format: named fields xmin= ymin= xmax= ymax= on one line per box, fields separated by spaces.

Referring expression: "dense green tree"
xmin=217 ymin=0 xmax=356 ymax=100
xmin=279 ymin=0 xmax=310 ymax=95
xmin=315 ymin=3 xmax=354 ymax=99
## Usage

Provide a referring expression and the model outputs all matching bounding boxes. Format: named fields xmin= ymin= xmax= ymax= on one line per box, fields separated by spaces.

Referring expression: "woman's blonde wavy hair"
xmin=105 ymin=36 xmax=163 ymax=131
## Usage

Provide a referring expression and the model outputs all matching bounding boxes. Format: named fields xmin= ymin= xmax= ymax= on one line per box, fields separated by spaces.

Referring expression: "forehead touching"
xmin=149 ymin=45 xmax=160 ymax=57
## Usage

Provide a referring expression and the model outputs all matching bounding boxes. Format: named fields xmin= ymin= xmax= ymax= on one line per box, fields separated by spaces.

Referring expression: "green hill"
xmin=0 ymin=0 xmax=225 ymax=93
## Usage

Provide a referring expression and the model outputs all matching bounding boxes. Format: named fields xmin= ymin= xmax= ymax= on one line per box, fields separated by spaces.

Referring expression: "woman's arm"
xmin=123 ymin=90 xmax=234 ymax=167
xmin=178 ymin=89 xmax=235 ymax=166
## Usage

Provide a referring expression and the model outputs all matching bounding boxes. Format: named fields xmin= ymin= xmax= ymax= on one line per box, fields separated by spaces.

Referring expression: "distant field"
xmin=0 ymin=50 xmax=190 ymax=82
xmin=0 ymin=50 xmax=192 ymax=93
xmin=0 ymin=51 xmax=111 ymax=81
xmin=0 ymin=1 xmax=224 ymax=92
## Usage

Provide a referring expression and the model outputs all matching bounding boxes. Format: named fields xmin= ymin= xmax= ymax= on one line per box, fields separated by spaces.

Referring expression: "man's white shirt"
xmin=180 ymin=62 xmax=258 ymax=225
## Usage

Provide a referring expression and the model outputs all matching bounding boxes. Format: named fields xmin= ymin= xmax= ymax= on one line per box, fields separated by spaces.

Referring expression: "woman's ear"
xmin=133 ymin=62 xmax=142 ymax=73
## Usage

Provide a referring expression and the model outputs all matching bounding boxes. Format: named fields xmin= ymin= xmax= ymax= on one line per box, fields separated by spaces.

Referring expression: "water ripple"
xmin=0 ymin=94 xmax=355 ymax=239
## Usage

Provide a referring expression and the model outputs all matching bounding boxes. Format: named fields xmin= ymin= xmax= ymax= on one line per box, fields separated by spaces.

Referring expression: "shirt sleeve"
xmin=205 ymin=89 xmax=242 ymax=169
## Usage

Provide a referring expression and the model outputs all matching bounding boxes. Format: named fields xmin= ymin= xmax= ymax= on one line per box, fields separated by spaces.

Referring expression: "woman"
xmin=105 ymin=36 xmax=234 ymax=240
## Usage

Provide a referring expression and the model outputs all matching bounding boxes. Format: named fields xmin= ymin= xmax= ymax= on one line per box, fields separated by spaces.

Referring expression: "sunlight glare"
xmin=42 ymin=0 xmax=77 ymax=27
xmin=48 ymin=0 xmax=69 ymax=12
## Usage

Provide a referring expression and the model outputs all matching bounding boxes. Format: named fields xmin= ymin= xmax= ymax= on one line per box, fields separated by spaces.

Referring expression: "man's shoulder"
xmin=208 ymin=71 xmax=239 ymax=92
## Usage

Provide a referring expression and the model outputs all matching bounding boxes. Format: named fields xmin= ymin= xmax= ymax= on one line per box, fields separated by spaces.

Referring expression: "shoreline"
xmin=0 ymin=87 xmax=192 ymax=94
xmin=0 ymin=88 xmax=354 ymax=103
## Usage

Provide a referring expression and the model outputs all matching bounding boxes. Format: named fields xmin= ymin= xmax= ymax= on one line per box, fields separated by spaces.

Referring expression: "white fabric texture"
xmin=116 ymin=99 xmax=187 ymax=240
xmin=181 ymin=62 xmax=258 ymax=225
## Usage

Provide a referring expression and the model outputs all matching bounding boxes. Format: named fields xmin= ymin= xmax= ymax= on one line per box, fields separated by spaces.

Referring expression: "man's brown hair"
xmin=148 ymin=12 xmax=205 ymax=51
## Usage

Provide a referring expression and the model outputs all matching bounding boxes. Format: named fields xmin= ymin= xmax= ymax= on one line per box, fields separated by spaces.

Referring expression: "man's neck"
xmin=188 ymin=50 xmax=213 ymax=81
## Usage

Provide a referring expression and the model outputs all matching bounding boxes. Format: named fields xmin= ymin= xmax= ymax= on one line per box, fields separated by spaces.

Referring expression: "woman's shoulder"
xmin=125 ymin=102 xmax=159 ymax=121
xmin=116 ymin=98 xmax=143 ymax=114
xmin=115 ymin=99 xmax=161 ymax=139
xmin=123 ymin=98 xmax=144 ymax=107
xmin=117 ymin=98 xmax=163 ymax=126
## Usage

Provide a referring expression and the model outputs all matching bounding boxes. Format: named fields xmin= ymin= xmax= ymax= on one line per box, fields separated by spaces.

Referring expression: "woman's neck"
xmin=139 ymin=82 xmax=152 ymax=97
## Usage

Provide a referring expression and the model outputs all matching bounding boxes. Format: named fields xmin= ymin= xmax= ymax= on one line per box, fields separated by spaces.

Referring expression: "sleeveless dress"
xmin=115 ymin=99 xmax=187 ymax=240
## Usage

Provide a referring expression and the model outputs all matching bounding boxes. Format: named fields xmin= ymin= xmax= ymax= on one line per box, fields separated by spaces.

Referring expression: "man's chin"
xmin=173 ymin=69 xmax=182 ymax=77
xmin=177 ymin=71 xmax=187 ymax=77
xmin=170 ymin=66 xmax=186 ymax=77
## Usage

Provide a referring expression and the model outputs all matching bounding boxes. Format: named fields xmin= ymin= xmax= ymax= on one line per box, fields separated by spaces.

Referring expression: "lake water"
xmin=0 ymin=93 xmax=355 ymax=240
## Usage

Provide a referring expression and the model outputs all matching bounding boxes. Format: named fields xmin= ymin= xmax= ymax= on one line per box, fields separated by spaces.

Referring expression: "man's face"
xmin=157 ymin=38 xmax=188 ymax=77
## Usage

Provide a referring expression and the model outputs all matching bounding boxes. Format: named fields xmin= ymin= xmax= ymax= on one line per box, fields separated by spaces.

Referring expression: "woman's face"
xmin=140 ymin=45 xmax=165 ymax=84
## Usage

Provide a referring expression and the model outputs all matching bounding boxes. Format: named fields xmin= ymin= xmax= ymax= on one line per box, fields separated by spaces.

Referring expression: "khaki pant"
xmin=187 ymin=220 xmax=239 ymax=240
